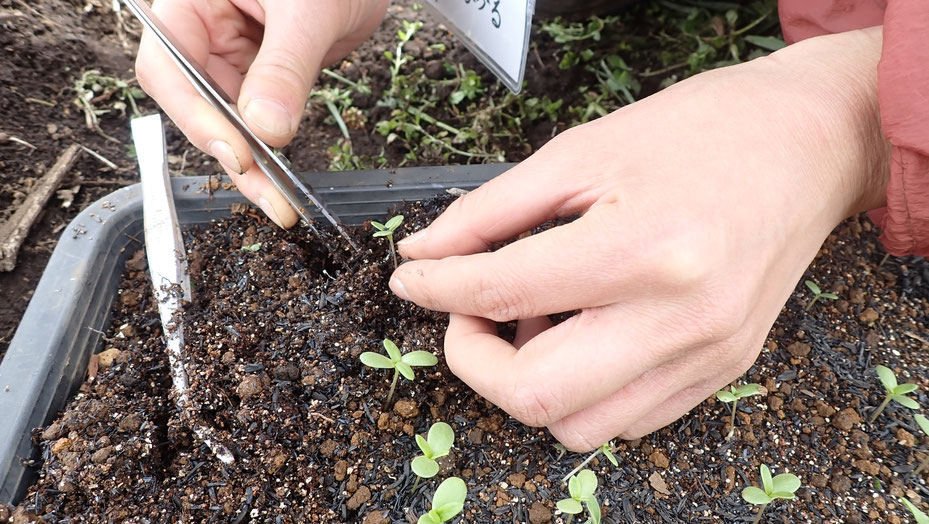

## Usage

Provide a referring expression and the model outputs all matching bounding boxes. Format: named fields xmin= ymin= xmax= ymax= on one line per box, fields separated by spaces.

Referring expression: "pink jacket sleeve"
xmin=779 ymin=0 xmax=929 ymax=257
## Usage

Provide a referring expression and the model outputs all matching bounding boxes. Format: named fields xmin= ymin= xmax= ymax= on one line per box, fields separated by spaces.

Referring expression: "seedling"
xmin=716 ymin=383 xmax=762 ymax=439
xmin=371 ymin=214 xmax=404 ymax=268
xmin=870 ymin=365 xmax=920 ymax=423
xmin=561 ymin=441 xmax=618 ymax=483
xmin=899 ymin=497 xmax=929 ymax=524
xmin=240 ymin=243 xmax=261 ymax=252
xmin=741 ymin=464 xmax=801 ymax=524
xmin=911 ymin=414 xmax=929 ymax=477
xmin=359 ymin=339 xmax=437 ymax=404
xmin=804 ymin=280 xmax=838 ymax=311
xmin=557 ymin=469 xmax=601 ymax=524
xmin=418 ymin=476 xmax=467 ymax=524
xmin=411 ymin=422 xmax=455 ymax=492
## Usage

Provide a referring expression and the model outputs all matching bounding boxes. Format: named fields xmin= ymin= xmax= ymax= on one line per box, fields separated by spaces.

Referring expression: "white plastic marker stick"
xmin=426 ymin=0 xmax=535 ymax=92
xmin=133 ymin=113 xmax=235 ymax=464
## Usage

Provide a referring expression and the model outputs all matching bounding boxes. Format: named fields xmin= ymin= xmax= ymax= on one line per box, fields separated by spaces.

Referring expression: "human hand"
xmin=389 ymin=28 xmax=890 ymax=450
xmin=135 ymin=0 xmax=388 ymax=227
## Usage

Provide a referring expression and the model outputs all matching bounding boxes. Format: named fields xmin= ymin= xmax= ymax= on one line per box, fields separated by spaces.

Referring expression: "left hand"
xmin=388 ymin=27 xmax=890 ymax=450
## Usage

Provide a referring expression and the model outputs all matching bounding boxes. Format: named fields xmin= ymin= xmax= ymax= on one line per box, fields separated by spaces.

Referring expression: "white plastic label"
xmin=426 ymin=0 xmax=535 ymax=93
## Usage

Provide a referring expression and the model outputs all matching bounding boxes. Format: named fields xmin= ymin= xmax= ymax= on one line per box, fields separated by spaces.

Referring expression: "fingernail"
xmin=208 ymin=140 xmax=243 ymax=174
xmin=257 ymin=196 xmax=285 ymax=229
xmin=389 ymin=274 xmax=410 ymax=301
xmin=243 ymin=98 xmax=294 ymax=137
xmin=397 ymin=228 xmax=428 ymax=247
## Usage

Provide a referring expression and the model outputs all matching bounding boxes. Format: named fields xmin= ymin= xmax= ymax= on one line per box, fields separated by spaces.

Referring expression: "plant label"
xmin=425 ymin=0 xmax=535 ymax=93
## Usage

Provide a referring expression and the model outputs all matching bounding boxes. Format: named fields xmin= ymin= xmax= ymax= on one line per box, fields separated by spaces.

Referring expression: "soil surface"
xmin=8 ymin=200 xmax=929 ymax=523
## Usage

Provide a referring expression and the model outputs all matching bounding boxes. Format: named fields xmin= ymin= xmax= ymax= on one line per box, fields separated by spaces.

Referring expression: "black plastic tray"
xmin=0 ymin=164 xmax=507 ymax=504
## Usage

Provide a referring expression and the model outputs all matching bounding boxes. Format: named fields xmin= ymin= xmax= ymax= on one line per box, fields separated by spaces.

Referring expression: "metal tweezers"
xmin=122 ymin=0 xmax=359 ymax=251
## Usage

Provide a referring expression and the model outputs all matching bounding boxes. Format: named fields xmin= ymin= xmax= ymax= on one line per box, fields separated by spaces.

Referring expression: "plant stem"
xmin=387 ymin=369 xmax=399 ymax=405
xmin=805 ymin=295 xmax=819 ymax=312
xmin=324 ymin=99 xmax=351 ymax=140
xmin=869 ymin=395 xmax=892 ymax=423
xmin=411 ymin=475 xmax=421 ymax=494
xmin=752 ymin=503 xmax=767 ymax=524
xmin=565 ymin=514 xmax=574 ymax=524
xmin=388 ymin=236 xmax=398 ymax=269
xmin=729 ymin=399 xmax=739 ymax=435
xmin=561 ymin=449 xmax=602 ymax=483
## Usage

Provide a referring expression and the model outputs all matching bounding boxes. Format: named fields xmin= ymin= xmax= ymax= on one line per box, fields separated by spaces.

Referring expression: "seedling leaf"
xmin=431 ymin=477 xmax=466 ymax=517
xmin=371 ymin=221 xmax=386 ymax=231
xmin=372 ymin=230 xmax=392 ymax=238
xmin=568 ymin=475 xmax=581 ymax=498
xmin=733 ymin=383 xmax=761 ymax=397
xmin=403 ymin=351 xmax=439 ymax=367
xmin=384 ymin=339 xmax=402 ymax=361
xmin=716 ymin=391 xmax=738 ymax=403
xmin=396 ymin=361 xmax=415 ymax=381
xmin=916 ymin=414 xmax=929 ymax=436
xmin=417 ymin=514 xmax=440 ymax=524
xmin=760 ymin=464 xmax=773 ymax=493
xmin=434 ymin=502 xmax=462 ymax=520
xmin=820 ymin=293 xmax=839 ymax=299
xmin=892 ymin=394 xmax=920 ymax=410
xmin=894 ymin=383 xmax=918 ymax=395
xmin=557 ymin=498 xmax=583 ymax=514
xmin=876 ymin=365 xmax=898 ymax=390
xmin=587 ymin=495 xmax=602 ymax=523
xmin=899 ymin=497 xmax=929 ymax=524
xmin=769 ymin=491 xmax=796 ymax=500
xmin=577 ymin=469 xmax=598 ymax=499
xmin=741 ymin=486 xmax=770 ymax=505
xmin=804 ymin=280 xmax=821 ymax=295
xmin=771 ymin=474 xmax=801 ymax=494
xmin=360 ymin=352 xmax=394 ymax=369
xmin=384 ymin=214 xmax=404 ymax=230
xmin=602 ymin=446 xmax=618 ymax=467
xmin=412 ymin=455 xmax=439 ymax=478
xmin=427 ymin=422 xmax=454 ymax=456
xmin=416 ymin=434 xmax=431 ymax=456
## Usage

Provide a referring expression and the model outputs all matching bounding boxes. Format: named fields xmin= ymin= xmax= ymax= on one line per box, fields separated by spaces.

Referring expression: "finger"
xmin=237 ymin=1 xmax=343 ymax=146
xmin=221 ymin=163 xmax=300 ymax=229
xmin=391 ymin=206 xmax=638 ymax=321
xmin=514 ymin=316 xmax=552 ymax=349
xmin=397 ymin=129 xmax=608 ymax=260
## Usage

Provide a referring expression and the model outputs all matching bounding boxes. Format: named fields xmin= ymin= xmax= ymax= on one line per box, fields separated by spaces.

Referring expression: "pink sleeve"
xmin=779 ymin=0 xmax=929 ymax=257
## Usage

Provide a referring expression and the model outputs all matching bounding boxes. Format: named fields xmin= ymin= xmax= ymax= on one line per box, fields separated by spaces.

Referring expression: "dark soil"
xmin=8 ymin=200 xmax=929 ymax=523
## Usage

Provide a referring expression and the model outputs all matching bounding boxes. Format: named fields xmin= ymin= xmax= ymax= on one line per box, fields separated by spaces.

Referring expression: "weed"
xmin=411 ymin=422 xmax=455 ymax=491
xmin=418 ymin=477 xmax=467 ymax=524
xmin=371 ymin=214 xmax=404 ymax=268
xmin=742 ymin=464 xmax=801 ymax=524
xmin=716 ymin=383 xmax=762 ymax=438
xmin=557 ymin=469 xmax=601 ymax=524
xmin=561 ymin=441 xmax=618 ymax=483
xmin=359 ymin=339 xmax=437 ymax=404
xmin=804 ymin=280 xmax=838 ymax=311
xmin=871 ymin=365 xmax=920 ymax=423
xmin=73 ymin=69 xmax=145 ymax=135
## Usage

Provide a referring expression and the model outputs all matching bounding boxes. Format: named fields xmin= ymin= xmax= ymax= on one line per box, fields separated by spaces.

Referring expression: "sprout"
xmin=716 ymin=383 xmax=762 ymax=439
xmin=418 ymin=477 xmax=467 ymax=524
xmin=240 ymin=242 xmax=262 ymax=252
xmin=359 ymin=339 xmax=437 ymax=404
xmin=870 ymin=365 xmax=920 ymax=423
xmin=911 ymin=414 xmax=929 ymax=477
xmin=899 ymin=497 xmax=929 ymax=524
xmin=371 ymin=214 xmax=404 ymax=269
xmin=804 ymin=280 xmax=838 ymax=311
xmin=557 ymin=470 xmax=601 ymax=524
xmin=411 ymin=422 xmax=455 ymax=492
xmin=741 ymin=465 xmax=801 ymax=524
xmin=560 ymin=441 xmax=618 ymax=483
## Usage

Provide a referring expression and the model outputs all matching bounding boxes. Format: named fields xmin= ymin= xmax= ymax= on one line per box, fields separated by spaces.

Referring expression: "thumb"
xmin=237 ymin=2 xmax=342 ymax=147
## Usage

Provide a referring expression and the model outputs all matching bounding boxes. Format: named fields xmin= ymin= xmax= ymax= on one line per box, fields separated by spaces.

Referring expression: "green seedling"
xmin=418 ymin=476 xmax=467 ymax=524
xmin=359 ymin=339 xmax=436 ymax=404
xmin=371 ymin=215 xmax=404 ymax=268
xmin=900 ymin=497 xmax=929 ymax=524
xmin=557 ymin=469 xmax=601 ymax=524
xmin=411 ymin=422 xmax=455 ymax=492
xmin=240 ymin=243 xmax=261 ymax=252
xmin=561 ymin=441 xmax=618 ymax=483
xmin=911 ymin=414 xmax=929 ymax=477
xmin=804 ymin=280 xmax=838 ymax=311
xmin=871 ymin=365 xmax=920 ymax=423
xmin=741 ymin=465 xmax=801 ymax=524
xmin=716 ymin=383 xmax=762 ymax=439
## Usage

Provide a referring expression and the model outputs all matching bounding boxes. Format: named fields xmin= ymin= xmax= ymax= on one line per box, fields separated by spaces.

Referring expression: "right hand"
xmin=135 ymin=0 xmax=388 ymax=228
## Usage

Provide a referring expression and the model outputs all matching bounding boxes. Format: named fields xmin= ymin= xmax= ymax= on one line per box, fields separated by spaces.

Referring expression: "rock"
xmin=507 ymin=473 xmax=526 ymax=487
xmin=859 ymin=308 xmax=879 ymax=323
xmin=649 ymin=471 xmax=671 ymax=495
xmin=118 ymin=413 xmax=142 ymax=433
xmin=468 ymin=427 xmax=484 ymax=444
xmin=830 ymin=474 xmax=852 ymax=492
xmin=897 ymin=428 xmax=917 ymax=447
xmin=393 ymin=399 xmax=419 ymax=418
xmin=320 ymin=439 xmax=338 ymax=457
xmin=267 ymin=450 xmax=288 ymax=474
xmin=346 ymin=485 xmax=371 ymax=511
xmin=96 ymin=348 xmax=123 ymax=369
xmin=236 ymin=375 xmax=263 ymax=401
xmin=11 ymin=506 xmax=36 ymax=524
xmin=768 ymin=396 xmax=784 ymax=411
xmin=221 ymin=351 xmax=236 ymax=364
xmin=648 ymin=450 xmax=670 ymax=469
xmin=854 ymin=459 xmax=880 ymax=475
xmin=787 ymin=342 xmax=810 ymax=357
xmin=91 ymin=446 xmax=113 ymax=464
xmin=832 ymin=408 xmax=861 ymax=432
xmin=335 ymin=460 xmax=348 ymax=481
xmin=0 ymin=504 xmax=9 ymax=522
xmin=377 ymin=413 xmax=390 ymax=430
xmin=811 ymin=474 xmax=828 ymax=488
xmin=272 ymin=363 xmax=300 ymax=381
xmin=51 ymin=437 xmax=73 ymax=456
xmin=40 ymin=421 xmax=64 ymax=442
xmin=362 ymin=510 xmax=390 ymax=524
xmin=528 ymin=500 xmax=552 ymax=523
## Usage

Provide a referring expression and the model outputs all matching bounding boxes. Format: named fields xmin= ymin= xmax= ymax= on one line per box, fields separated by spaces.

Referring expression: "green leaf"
xmin=768 ymin=491 xmax=796 ymax=500
xmin=820 ymin=293 xmax=839 ymax=300
xmin=568 ymin=475 xmax=581 ymax=498
xmin=412 ymin=455 xmax=439 ymax=478
xmin=744 ymin=35 xmax=787 ymax=52
xmin=403 ymin=351 xmax=439 ymax=367
xmin=716 ymin=391 xmax=738 ymax=403
xmin=383 ymin=339 xmax=402 ymax=361
xmin=733 ymin=383 xmax=761 ymax=398
xmin=372 ymin=230 xmax=392 ymax=238
xmin=384 ymin=215 xmax=404 ymax=230
xmin=431 ymin=477 xmax=466 ymax=518
xmin=427 ymin=422 xmax=455 ymax=456
xmin=893 ymin=383 xmax=919 ymax=395
xmin=449 ymin=90 xmax=465 ymax=105
xmin=240 ymin=243 xmax=262 ymax=252
xmin=741 ymin=486 xmax=771 ymax=505
xmin=396 ymin=361 xmax=415 ymax=381
xmin=360 ymin=352 xmax=395 ymax=369
xmin=556 ymin=498 xmax=583 ymax=514
xmin=418 ymin=513 xmax=441 ymax=524
xmin=771 ymin=473 xmax=801 ymax=494
xmin=899 ymin=497 xmax=929 ymax=524
xmin=804 ymin=280 xmax=821 ymax=295
xmin=892 ymin=394 xmax=920 ymax=410
xmin=434 ymin=502 xmax=463 ymax=521
xmin=876 ymin=365 xmax=898 ymax=390
xmin=915 ymin=414 xmax=929 ymax=436
xmin=602 ymin=446 xmax=618 ymax=467
xmin=371 ymin=221 xmax=386 ymax=231
xmin=416 ymin=434 xmax=432 ymax=456
xmin=577 ymin=470 xmax=598 ymax=499
xmin=587 ymin=495 xmax=601 ymax=524
xmin=760 ymin=465 xmax=773 ymax=494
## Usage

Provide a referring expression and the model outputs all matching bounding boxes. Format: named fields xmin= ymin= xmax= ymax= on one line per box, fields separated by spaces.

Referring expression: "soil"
xmin=8 ymin=199 xmax=929 ymax=523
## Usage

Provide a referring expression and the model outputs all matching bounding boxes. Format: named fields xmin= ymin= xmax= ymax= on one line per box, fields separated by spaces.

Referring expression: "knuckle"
xmin=470 ymin=277 xmax=527 ymax=322
xmin=252 ymin=49 xmax=311 ymax=99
